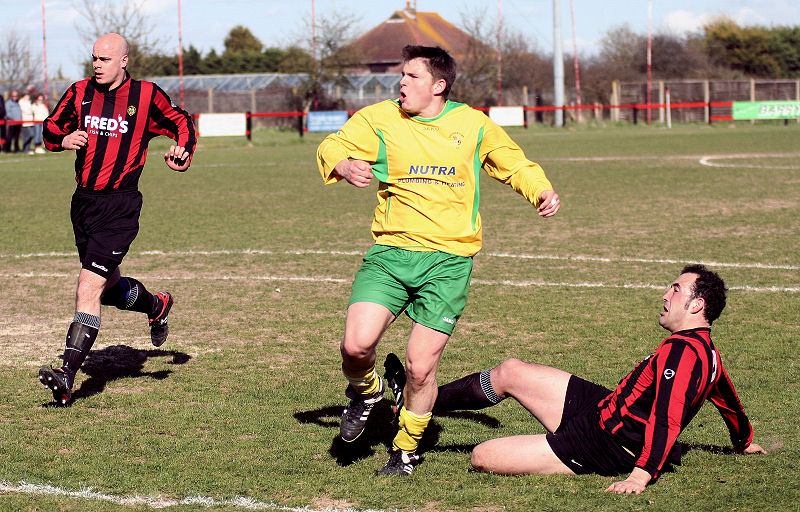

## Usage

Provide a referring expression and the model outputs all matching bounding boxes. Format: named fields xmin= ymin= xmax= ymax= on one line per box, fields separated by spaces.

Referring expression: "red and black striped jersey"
xmin=43 ymin=73 xmax=196 ymax=192
xmin=597 ymin=328 xmax=753 ymax=479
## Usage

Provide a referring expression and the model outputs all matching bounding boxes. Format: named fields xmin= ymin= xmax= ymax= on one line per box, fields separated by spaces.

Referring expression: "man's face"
xmin=659 ymin=272 xmax=699 ymax=332
xmin=399 ymin=57 xmax=444 ymax=117
xmin=10 ymin=90 xmax=18 ymax=100
xmin=92 ymin=38 xmax=128 ymax=88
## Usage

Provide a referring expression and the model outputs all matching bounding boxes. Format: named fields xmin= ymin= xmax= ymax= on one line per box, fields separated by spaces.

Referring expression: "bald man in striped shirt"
xmin=38 ymin=33 xmax=196 ymax=406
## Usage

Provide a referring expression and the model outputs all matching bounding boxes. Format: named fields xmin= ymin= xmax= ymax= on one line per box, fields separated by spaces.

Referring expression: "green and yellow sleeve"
xmin=316 ymin=109 xmax=383 ymax=185
xmin=479 ymin=120 xmax=553 ymax=207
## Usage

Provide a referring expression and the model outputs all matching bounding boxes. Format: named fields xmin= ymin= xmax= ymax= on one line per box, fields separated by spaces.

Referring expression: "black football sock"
xmin=61 ymin=312 xmax=100 ymax=378
xmin=433 ymin=369 xmax=505 ymax=413
xmin=100 ymin=277 xmax=153 ymax=314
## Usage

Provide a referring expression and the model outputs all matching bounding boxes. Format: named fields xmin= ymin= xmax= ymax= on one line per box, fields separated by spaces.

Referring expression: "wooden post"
xmin=796 ymin=79 xmax=799 ymax=123
xmin=207 ymin=87 xmax=213 ymax=113
xmin=522 ymin=86 xmax=528 ymax=128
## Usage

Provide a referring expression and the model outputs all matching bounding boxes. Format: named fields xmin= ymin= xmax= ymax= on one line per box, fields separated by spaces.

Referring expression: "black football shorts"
xmin=546 ymin=375 xmax=637 ymax=476
xmin=70 ymin=188 xmax=142 ymax=279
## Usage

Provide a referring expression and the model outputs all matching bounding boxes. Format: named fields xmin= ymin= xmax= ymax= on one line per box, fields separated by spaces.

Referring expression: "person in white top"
xmin=31 ymin=93 xmax=49 ymax=154
xmin=19 ymin=90 xmax=35 ymax=154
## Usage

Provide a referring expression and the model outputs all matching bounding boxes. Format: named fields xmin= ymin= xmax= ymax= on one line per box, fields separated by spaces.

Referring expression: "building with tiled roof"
xmin=345 ymin=3 xmax=482 ymax=73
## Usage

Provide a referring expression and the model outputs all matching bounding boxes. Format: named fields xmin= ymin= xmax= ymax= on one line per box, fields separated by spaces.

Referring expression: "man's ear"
xmin=432 ymin=78 xmax=446 ymax=96
xmin=689 ymin=297 xmax=705 ymax=315
xmin=121 ymin=54 xmax=129 ymax=68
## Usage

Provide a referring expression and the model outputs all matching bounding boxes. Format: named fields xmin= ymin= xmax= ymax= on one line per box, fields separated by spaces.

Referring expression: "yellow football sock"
xmin=392 ymin=406 xmax=432 ymax=453
xmin=342 ymin=364 xmax=381 ymax=396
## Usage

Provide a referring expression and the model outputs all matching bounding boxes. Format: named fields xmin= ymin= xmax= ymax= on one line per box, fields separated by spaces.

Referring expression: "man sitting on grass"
xmin=384 ymin=264 xmax=766 ymax=493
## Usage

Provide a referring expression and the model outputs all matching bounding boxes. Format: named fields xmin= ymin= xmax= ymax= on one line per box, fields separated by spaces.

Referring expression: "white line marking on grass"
xmin=545 ymin=152 xmax=800 ymax=166
xmin=2 ymin=272 xmax=796 ymax=293
xmin=471 ymin=278 xmax=800 ymax=293
xmin=698 ymin=153 xmax=800 ymax=169
xmin=0 ymin=481 xmax=386 ymax=511
xmin=2 ymin=248 xmax=798 ymax=271
xmin=483 ymin=252 xmax=800 ymax=271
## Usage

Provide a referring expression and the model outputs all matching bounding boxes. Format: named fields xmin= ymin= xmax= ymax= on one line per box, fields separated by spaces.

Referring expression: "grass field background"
xmin=0 ymin=123 xmax=798 ymax=511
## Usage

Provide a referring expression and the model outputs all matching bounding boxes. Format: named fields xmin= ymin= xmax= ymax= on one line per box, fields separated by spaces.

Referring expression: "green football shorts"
xmin=349 ymin=244 xmax=474 ymax=335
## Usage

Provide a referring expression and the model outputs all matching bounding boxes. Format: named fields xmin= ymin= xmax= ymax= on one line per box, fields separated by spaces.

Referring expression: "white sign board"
xmin=198 ymin=113 xmax=247 ymax=137
xmin=307 ymin=110 xmax=349 ymax=132
xmin=488 ymin=106 xmax=525 ymax=127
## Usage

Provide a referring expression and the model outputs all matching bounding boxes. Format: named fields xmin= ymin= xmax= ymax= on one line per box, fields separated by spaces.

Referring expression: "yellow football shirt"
xmin=317 ymin=99 xmax=554 ymax=257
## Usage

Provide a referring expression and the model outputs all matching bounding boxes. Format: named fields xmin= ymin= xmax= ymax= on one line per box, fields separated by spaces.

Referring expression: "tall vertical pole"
xmin=553 ymin=0 xmax=564 ymax=126
xmin=41 ymin=0 xmax=49 ymax=101
xmin=311 ymin=0 xmax=317 ymax=64
xmin=569 ymin=0 xmax=581 ymax=122
xmin=647 ymin=0 xmax=652 ymax=124
xmin=497 ymin=0 xmax=502 ymax=106
xmin=177 ymin=0 xmax=184 ymax=108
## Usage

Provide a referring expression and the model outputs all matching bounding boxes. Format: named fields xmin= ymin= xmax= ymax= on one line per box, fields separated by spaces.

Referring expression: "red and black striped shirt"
xmin=598 ymin=328 xmax=753 ymax=479
xmin=44 ymin=73 xmax=196 ymax=192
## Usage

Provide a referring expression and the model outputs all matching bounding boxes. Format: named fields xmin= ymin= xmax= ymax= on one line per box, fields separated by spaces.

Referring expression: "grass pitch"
xmin=0 ymin=123 xmax=798 ymax=511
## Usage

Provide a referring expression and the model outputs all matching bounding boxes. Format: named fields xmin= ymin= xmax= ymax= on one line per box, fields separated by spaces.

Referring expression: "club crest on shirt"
xmin=127 ymin=105 xmax=136 ymax=116
xmin=449 ymin=132 xmax=464 ymax=147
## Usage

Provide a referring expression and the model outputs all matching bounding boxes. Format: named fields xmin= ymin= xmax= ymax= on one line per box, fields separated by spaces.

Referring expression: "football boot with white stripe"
xmin=377 ymin=449 xmax=421 ymax=476
xmin=340 ymin=377 xmax=385 ymax=442
xmin=383 ymin=352 xmax=406 ymax=420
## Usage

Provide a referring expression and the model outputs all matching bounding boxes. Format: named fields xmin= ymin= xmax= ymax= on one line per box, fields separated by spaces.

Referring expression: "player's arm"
xmin=480 ymin=120 xmax=559 ymax=216
xmin=43 ymin=84 xmax=85 ymax=152
xmin=148 ymin=84 xmax=196 ymax=172
xmin=707 ymin=364 xmax=765 ymax=454
xmin=627 ymin=342 xmax=699 ymax=491
xmin=316 ymin=110 xmax=380 ymax=186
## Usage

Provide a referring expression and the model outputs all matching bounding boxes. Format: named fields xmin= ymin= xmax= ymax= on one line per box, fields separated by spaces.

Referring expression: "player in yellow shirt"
xmin=316 ymin=45 xmax=560 ymax=475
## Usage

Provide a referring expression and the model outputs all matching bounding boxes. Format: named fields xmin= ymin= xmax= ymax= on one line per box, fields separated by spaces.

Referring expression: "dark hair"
xmin=401 ymin=45 xmax=457 ymax=98
xmin=681 ymin=264 xmax=727 ymax=324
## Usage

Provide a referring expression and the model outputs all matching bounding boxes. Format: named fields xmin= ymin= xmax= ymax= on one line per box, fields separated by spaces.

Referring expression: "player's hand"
xmin=604 ymin=468 xmax=650 ymax=494
xmin=605 ymin=479 xmax=646 ymax=494
xmin=62 ymin=130 xmax=89 ymax=150
xmin=335 ymin=159 xmax=374 ymax=188
xmin=537 ymin=190 xmax=560 ymax=217
xmin=165 ymin=145 xmax=191 ymax=172
xmin=740 ymin=443 xmax=767 ymax=455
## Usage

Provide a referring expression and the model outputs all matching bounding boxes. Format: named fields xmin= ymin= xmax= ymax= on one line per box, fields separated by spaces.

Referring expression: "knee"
xmin=405 ymin=358 xmax=436 ymax=390
xmin=470 ymin=444 xmax=491 ymax=473
xmin=76 ymin=278 xmax=104 ymax=303
xmin=491 ymin=358 xmax=527 ymax=393
xmin=340 ymin=334 xmax=376 ymax=361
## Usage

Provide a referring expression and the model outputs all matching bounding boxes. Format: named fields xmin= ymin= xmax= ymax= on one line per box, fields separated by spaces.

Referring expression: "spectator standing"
xmin=20 ymin=90 xmax=35 ymax=154
xmin=31 ymin=94 xmax=49 ymax=154
xmin=4 ymin=90 xmax=22 ymax=153
xmin=0 ymin=93 xmax=6 ymax=153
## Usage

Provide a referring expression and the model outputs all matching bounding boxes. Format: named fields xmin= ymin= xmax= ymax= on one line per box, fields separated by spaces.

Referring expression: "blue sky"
xmin=3 ymin=0 xmax=799 ymax=80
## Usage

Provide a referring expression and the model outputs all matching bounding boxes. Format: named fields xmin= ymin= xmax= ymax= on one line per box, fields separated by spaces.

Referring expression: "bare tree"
xmin=73 ymin=0 xmax=165 ymax=78
xmin=0 ymin=29 xmax=40 ymax=92
xmin=288 ymin=8 xmax=365 ymax=110
xmin=453 ymin=7 xmax=548 ymax=107
xmin=451 ymin=7 xmax=498 ymax=106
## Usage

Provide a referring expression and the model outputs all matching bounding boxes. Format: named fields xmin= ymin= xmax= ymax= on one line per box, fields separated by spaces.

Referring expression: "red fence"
xmin=238 ymin=100 xmax=741 ymax=138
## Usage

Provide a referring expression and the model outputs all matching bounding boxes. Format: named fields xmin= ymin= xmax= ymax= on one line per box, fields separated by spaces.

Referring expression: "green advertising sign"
xmin=732 ymin=101 xmax=800 ymax=120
